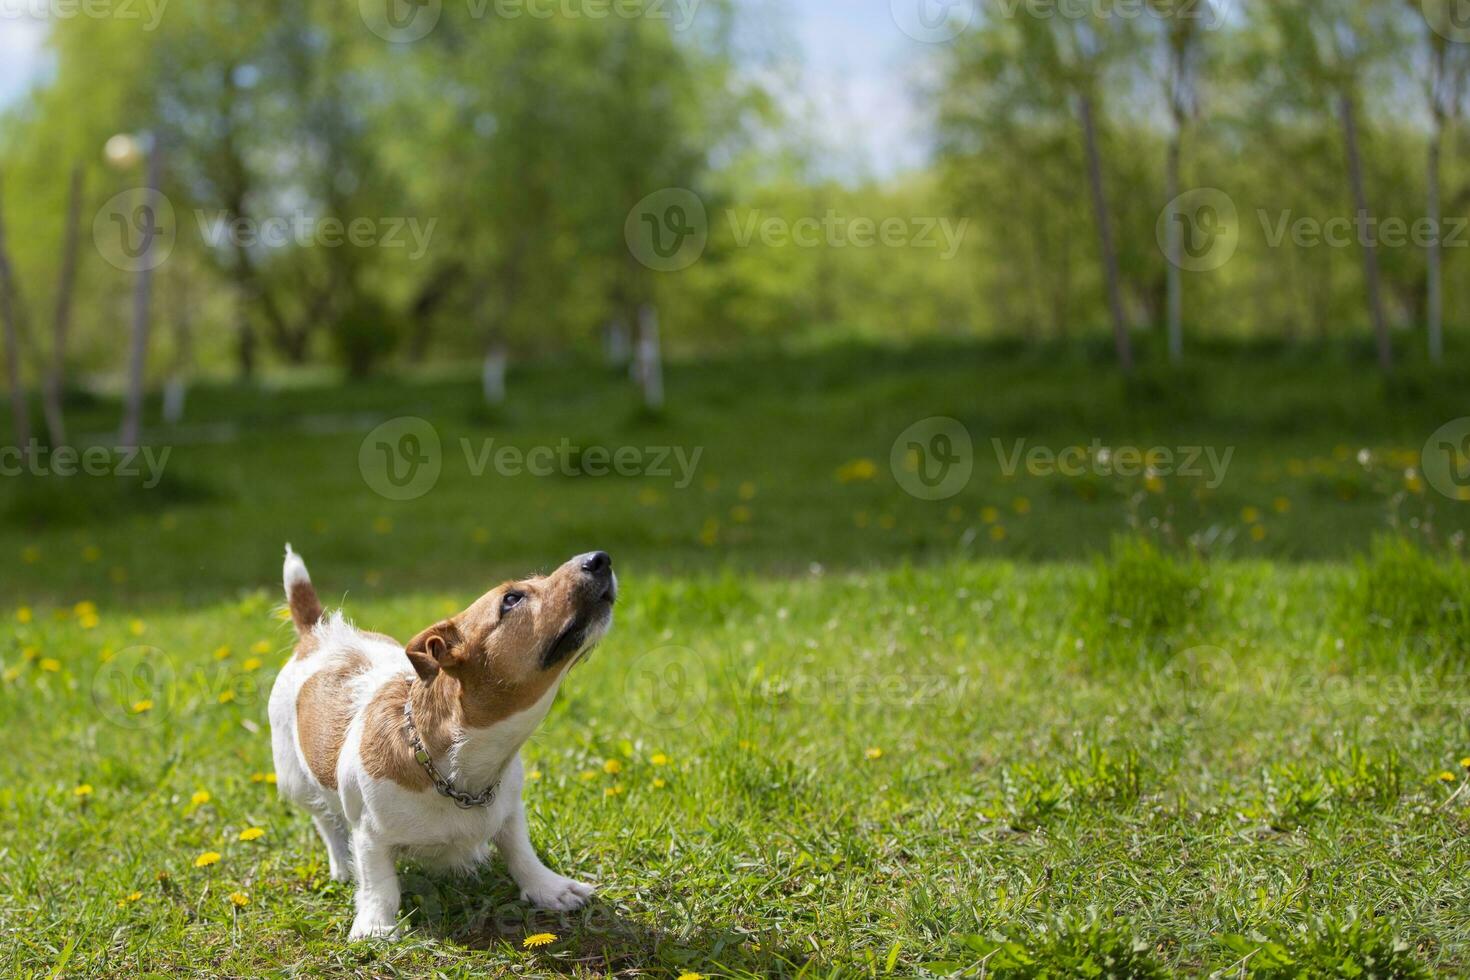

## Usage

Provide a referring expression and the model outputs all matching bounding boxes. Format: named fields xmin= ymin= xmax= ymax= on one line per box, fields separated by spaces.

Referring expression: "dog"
xmin=267 ymin=544 xmax=616 ymax=939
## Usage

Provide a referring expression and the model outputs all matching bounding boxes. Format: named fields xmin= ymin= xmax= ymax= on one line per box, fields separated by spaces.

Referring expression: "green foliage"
xmin=330 ymin=293 xmax=399 ymax=378
xmin=1342 ymin=535 xmax=1470 ymax=648
xmin=1223 ymin=913 xmax=1429 ymax=979
xmin=934 ymin=916 xmax=1170 ymax=979
xmin=1080 ymin=536 xmax=1207 ymax=653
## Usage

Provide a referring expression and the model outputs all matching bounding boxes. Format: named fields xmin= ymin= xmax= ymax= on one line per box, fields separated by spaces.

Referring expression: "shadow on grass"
xmin=404 ymin=871 xmax=817 ymax=977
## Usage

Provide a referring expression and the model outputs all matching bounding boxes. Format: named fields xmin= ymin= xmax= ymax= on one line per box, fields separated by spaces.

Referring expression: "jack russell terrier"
xmin=268 ymin=544 xmax=616 ymax=939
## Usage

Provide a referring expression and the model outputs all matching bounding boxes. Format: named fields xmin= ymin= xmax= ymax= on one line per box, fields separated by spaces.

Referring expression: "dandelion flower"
xmin=653 ymin=778 xmax=667 ymax=788
xmin=373 ymin=517 xmax=393 ymax=535
xmin=22 ymin=647 xmax=38 ymax=661
xmin=650 ymin=753 xmax=670 ymax=766
xmin=981 ymin=506 xmax=1000 ymax=525
xmin=1438 ymin=771 xmax=1458 ymax=784
xmin=878 ymin=514 xmax=896 ymax=530
xmin=39 ymin=658 xmax=61 ymax=672
xmin=213 ymin=646 xmax=232 ymax=660
xmin=730 ymin=504 xmax=752 ymax=524
xmin=129 ymin=619 xmax=146 ymax=636
xmin=989 ymin=525 xmax=1007 ymax=542
xmin=74 ymin=784 xmax=94 ymax=797
xmin=523 ymin=932 xmax=557 ymax=949
xmin=738 ymin=481 xmax=757 ymax=500
xmin=472 ymin=526 xmax=490 ymax=544
xmin=242 ymin=658 xmax=263 ymax=672
xmin=132 ymin=699 xmax=154 ymax=714
xmin=1273 ymin=497 xmax=1292 ymax=514
xmin=1241 ymin=507 xmax=1261 ymax=524
xmin=835 ymin=458 xmax=878 ymax=484
xmin=82 ymin=545 xmax=101 ymax=562
xmin=865 ymin=747 xmax=883 ymax=760
xmin=250 ymin=772 xmax=268 ymax=783
xmin=250 ymin=640 xmax=271 ymax=655
xmin=218 ymin=690 xmax=236 ymax=704
xmin=239 ymin=827 xmax=265 ymax=841
xmin=1460 ymin=757 xmax=1470 ymax=770
xmin=2 ymin=667 xmax=19 ymax=682
xmin=1144 ymin=474 xmax=1165 ymax=495
xmin=194 ymin=851 xmax=221 ymax=868
xmin=526 ymin=768 xmax=542 ymax=781
xmin=190 ymin=790 xmax=211 ymax=806
xmin=1013 ymin=496 xmax=1032 ymax=515
xmin=1250 ymin=525 xmax=1267 ymax=542
xmin=602 ymin=758 xmax=623 ymax=775
xmin=228 ymin=891 xmax=250 ymax=907
xmin=21 ymin=546 xmax=40 ymax=564
xmin=16 ymin=606 xmax=31 ymax=624
xmin=604 ymin=784 xmax=624 ymax=797
xmin=698 ymin=518 xmax=720 ymax=548
xmin=264 ymin=773 xmax=276 ymax=784
xmin=580 ymin=770 xmax=598 ymax=782
xmin=677 ymin=973 xmax=706 ymax=980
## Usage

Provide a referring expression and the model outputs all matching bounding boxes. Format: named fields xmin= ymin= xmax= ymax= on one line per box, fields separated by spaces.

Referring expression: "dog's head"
xmin=404 ymin=551 xmax=616 ymax=724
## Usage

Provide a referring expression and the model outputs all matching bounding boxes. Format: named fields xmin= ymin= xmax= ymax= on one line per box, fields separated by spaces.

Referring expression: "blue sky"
xmin=0 ymin=0 xmax=929 ymax=177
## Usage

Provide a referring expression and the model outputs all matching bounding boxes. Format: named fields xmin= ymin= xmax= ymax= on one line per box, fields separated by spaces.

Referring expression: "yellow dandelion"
xmin=604 ymin=784 xmax=624 ymax=797
xmin=250 ymin=772 xmax=268 ymax=783
xmin=79 ymin=613 xmax=99 ymax=630
xmin=653 ymin=777 xmax=667 ymax=788
xmin=730 ymin=504 xmax=752 ymax=524
xmin=878 ymin=514 xmax=896 ymax=530
xmin=218 ymin=690 xmax=236 ymax=704
xmin=3 ymin=667 xmax=20 ymax=682
xmin=677 ymin=973 xmax=706 ymax=980
xmin=698 ymin=518 xmax=720 ymax=548
xmin=39 ymin=658 xmax=61 ymax=673
xmin=981 ymin=506 xmax=1000 ymax=525
xmin=160 ymin=513 xmax=178 ymax=530
xmin=1460 ymin=757 xmax=1470 ymax=770
xmin=190 ymin=790 xmax=211 ymax=806
xmin=264 ymin=773 xmax=276 ymax=784
xmin=1144 ymin=474 xmax=1165 ymax=495
xmin=947 ymin=505 xmax=965 ymax=522
xmin=242 ymin=657 xmax=263 ymax=672
xmin=1250 ymin=525 xmax=1267 ymax=542
xmin=637 ymin=487 xmax=664 ymax=507
xmin=580 ymin=770 xmax=598 ymax=782
xmin=125 ymin=890 xmax=142 ymax=902
xmin=132 ymin=699 xmax=154 ymax=714
xmin=238 ymin=827 xmax=265 ymax=842
xmin=1241 ymin=506 xmax=1261 ymax=524
xmin=250 ymin=640 xmax=271 ymax=655
xmin=22 ymin=647 xmax=38 ymax=661
xmin=194 ymin=851 xmax=221 ymax=868
xmin=1438 ymin=771 xmax=1458 ymax=784
xmin=82 ymin=545 xmax=101 ymax=562
xmin=602 ymin=758 xmax=623 ymax=775
xmin=373 ymin=516 xmax=393 ymax=535
xmin=835 ymin=458 xmax=878 ymax=484
xmin=526 ymin=769 xmax=542 ymax=781
xmin=738 ymin=739 xmax=754 ymax=751
xmin=74 ymin=784 xmax=94 ymax=797
xmin=523 ymin=932 xmax=557 ymax=949
xmin=1273 ymin=497 xmax=1292 ymax=514
xmin=1405 ymin=469 xmax=1425 ymax=495
xmin=1013 ymin=496 xmax=1032 ymax=515
xmin=738 ymin=481 xmax=757 ymax=500
xmin=989 ymin=525 xmax=1007 ymax=542
xmin=16 ymin=606 xmax=32 ymax=624
xmin=472 ymin=526 xmax=490 ymax=544
xmin=228 ymin=891 xmax=250 ymax=907
xmin=98 ymin=646 xmax=116 ymax=663
xmin=21 ymin=545 xmax=40 ymax=564
xmin=650 ymin=753 xmax=670 ymax=766
xmin=865 ymin=747 xmax=884 ymax=760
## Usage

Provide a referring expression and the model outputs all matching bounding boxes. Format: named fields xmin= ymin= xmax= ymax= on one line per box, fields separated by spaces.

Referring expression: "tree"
xmin=0 ymin=174 xmax=33 ymax=460
xmin=1152 ymin=0 xmax=1209 ymax=364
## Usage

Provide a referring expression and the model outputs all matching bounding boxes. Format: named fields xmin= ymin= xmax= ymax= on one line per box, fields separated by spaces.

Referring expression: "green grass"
xmin=4 ymin=340 xmax=1470 ymax=976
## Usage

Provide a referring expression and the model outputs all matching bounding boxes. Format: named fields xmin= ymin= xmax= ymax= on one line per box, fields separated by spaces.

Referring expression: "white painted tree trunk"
xmin=162 ymin=376 xmax=187 ymax=425
xmin=635 ymin=304 xmax=663 ymax=410
xmin=482 ymin=345 xmax=507 ymax=405
xmin=120 ymin=136 xmax=163 ymax=448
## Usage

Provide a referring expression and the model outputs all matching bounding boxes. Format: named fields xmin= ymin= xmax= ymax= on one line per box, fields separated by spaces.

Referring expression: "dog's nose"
xmin=580 ymin=551 xmax=612 ymax=577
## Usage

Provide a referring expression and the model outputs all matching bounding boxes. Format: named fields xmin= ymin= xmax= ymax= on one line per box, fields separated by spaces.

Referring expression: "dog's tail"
xmin=283 ymin=544 xmax=323 ymax=635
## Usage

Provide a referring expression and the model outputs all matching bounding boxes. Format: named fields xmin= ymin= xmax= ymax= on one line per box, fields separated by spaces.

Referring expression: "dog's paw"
xmin=348 ymin=916 xmax=400 ymax=941
xmin=521 ymin=874 xmax=596 ymax=911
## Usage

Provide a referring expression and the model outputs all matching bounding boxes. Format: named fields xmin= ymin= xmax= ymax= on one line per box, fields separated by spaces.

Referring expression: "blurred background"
xmin=2 ymin=0 xmax=1470 ymax=601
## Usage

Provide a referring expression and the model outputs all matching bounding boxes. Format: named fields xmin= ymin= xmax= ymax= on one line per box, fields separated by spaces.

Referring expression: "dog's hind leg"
xmin=313 ymin=814 xmax=352 ymax=882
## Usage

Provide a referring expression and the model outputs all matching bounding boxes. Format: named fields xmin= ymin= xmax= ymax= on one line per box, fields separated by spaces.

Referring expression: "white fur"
xmin=268 ymin=550 xmax=601 ymax=941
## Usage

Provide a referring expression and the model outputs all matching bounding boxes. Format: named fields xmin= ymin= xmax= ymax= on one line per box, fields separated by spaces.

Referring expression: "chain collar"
xmin=402 ymin=682 xmax=501 ymax=809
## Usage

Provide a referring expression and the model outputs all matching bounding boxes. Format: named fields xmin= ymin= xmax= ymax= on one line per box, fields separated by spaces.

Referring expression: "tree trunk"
xmin=482 ymin=342 xmax=507 ymax=406
xmin=0 ymin=173 xmax=33 ymax=460
xmin=1338 ymin=91 xmax=1392 ymax=372
xmin=120 ymin=140 xmax=164 ymax=448
xmin=1165 ymin=134 xmax=1183 ymax=365
xmin=1078 ymin=92 xmax=1134 ymax=373
xmin=39 ymin=165 xmax=83 ymax=448
xmin=1428 ymin=124 xmax=1444 ymax=364
xmin=635 ymin=303 xmax=664 ymax=410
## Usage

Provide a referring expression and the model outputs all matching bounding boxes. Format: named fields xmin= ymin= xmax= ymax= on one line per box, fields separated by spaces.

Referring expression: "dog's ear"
xmin=405 ymin=620 xmax=464 ymax=681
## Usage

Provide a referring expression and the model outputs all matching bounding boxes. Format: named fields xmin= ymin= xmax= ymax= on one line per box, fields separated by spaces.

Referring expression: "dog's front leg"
xmin=348 ymin=832 xmax=401 ymax=939
xmin=493 ymin=794 xmax=595 ymax=911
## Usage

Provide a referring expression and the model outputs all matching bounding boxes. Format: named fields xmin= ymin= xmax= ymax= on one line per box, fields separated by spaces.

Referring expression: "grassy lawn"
xmin=4 ymin=341 xmax=1470 ymax=976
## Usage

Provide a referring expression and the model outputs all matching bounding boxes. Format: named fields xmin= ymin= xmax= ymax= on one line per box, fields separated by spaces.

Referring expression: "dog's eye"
xmin=500 ymin=592 xmax=526 ymax=613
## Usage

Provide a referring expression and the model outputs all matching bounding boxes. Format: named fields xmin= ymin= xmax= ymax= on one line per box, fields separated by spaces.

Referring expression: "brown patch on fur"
xmin=292 ymin=630 xmax=320 ymax=662
xmin=289 ymin=581 xmax=322 ymax=634
xmin=296 ymin=651 xmax=372 ymax=790
xmin=359 ymin=675 xmax=452 ymax=790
